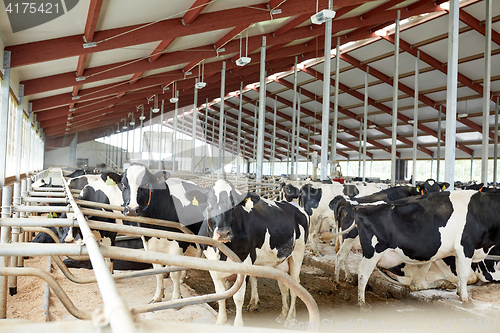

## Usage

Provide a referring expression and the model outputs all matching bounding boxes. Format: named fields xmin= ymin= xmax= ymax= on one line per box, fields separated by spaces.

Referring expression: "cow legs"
xmin=232 ymin=275 xmax=247 ymax=326
xmin=455 ymin=254 xmax=473 ymax=304
xmin=335 ymin=237 xmax=357 ymax=283
xmin=358 ymin=253 xmax=382 ymax=307
xmin=284 ymin=239 xmax=306 ymax=327
xmin=275 ymin=281 xmax=289 ymax=324
xmin=210 ymin=271 xmax=228 ymax=325
xmin=407 ymin=263 xmax=432 ymax=291
xmin=308 ymin=216 xmax=322 ymax=256
xmin=247 ymin=276 xmax=259 ymax=311
xmin=151 ymin=263 xmax=165 ymax=303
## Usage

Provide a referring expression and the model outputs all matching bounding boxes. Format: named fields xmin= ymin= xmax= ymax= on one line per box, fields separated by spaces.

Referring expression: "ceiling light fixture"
xmin=458 ymin=113 xmax=468 ymax=118
xmin=170 ymin=82 xmax=179 ymax=103
xmin=195 ymin=60 xmax=207 ymax=89
xmin=310 ymin=9 xmax=336 ymax=25
xmin=368 ymin=124 xmax=378 ymax=129
xmin=337 ymin=128 xmax=345 ymax=133
xmin=236 ymin=29 xmax=251 ymax=66
xmin=152 ymin=95 xmax=160 ymax=113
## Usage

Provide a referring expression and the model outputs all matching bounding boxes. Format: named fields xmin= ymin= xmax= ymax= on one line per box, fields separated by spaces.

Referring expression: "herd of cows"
xmin=29 ymin=164 xmax=500 ymax=326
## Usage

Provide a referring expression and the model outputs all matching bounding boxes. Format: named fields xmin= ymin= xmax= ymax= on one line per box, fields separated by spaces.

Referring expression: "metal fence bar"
xmin=59 ymin=171 xmax=137 ymax=333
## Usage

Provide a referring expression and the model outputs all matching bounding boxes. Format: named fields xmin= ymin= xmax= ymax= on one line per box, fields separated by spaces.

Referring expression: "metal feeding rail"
xmin=0 ymin=168 xmax=319 ymax=332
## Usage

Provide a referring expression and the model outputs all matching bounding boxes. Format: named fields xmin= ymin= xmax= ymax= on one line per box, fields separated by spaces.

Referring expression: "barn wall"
xmin=44 ymin=141 xmax=123 ymax=170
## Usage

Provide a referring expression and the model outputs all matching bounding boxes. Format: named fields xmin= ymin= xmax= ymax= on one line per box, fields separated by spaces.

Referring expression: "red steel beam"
xmin=182 ymin=0 xmax=213 ymax=26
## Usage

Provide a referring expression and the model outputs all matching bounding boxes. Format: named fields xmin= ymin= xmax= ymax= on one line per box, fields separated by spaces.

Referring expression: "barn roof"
xmin=0 ymin=0 xmax=498 ymax=161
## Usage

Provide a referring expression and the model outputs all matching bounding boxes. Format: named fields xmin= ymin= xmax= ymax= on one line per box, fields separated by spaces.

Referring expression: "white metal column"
xmin=236 ymin=82 xmax=243 ymax=176
xmin=0 ymin=51 xmax=11 ymax=188
xmin=332 ymin=37 xmax=340 ymax=171
xmin=412 ymin=51 xmax=420 ymax=187
xmin=320 ymin=0 xmax=333 ymax=181
xmin=192 ymin=79 xmax=199 ymax=174
xmin=271 ymin=96 xmax=277 ymax=176
xmin=481 ymin=0 xmax=492 ymax=184
xmin=172 ymin=93 xmax=179 ymax=173
xmin=14 ymin=84 xmax=24 ymax=181
xmin=291 ymin=57 xmax=298 ymax=179
xmin=362 ymin=69 xmax=368 ymax=182
xmin=218 ymin=61 xmax=226 ymax=178
xmin=295 ymin=90 xmax=301 ymax=176
xmin=391 ymin=11 xmax=400 ymax=186
xmin=256 ymin=37 xmax=266 ymax=183
xmin=444 ymin=0 xmax=460 ymax=190
xmin=24 ymin=106 xmax=32 ymax=178
xmin=494 ymin=97 xmax=499 ymax=185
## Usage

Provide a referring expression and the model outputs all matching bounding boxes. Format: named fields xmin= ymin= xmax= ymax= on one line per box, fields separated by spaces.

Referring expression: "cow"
xmin=119 ymin=163 xmax=207 ymax=303
xmin=65 ymin=169 xmax=89 ymax=178
xmin=68 ymin=174 xmax=102 ymax=190
xmin=279 ymin=183 xmax=300 ymax=202
xmin=353 ymin=190 xmax=500 ymax=306
xmin=329 ymin=179 xmax=450 ymax=282
xmin=298 ymin=182 xmax=346 ymax=256
xmin=195 ymin=179 xmax=309 ymax=327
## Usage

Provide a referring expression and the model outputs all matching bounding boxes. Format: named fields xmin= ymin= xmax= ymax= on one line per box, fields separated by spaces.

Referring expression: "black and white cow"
xmin=279 ymin=183 xmax=300 ymax=202
xmin=68 ymin=174 xmax=102 ymax=190
xmin=120 ymin=163 xmax=207 ymax=303
xmin=298 ymin=183 xmax=346 ymax=256
xmin=353 ymin=190 xmax=500 ymax=306
xmin=329 ymin=179 xmax=450 ymax=283
xmin=196 ymin=179 xmax=309 ymax=327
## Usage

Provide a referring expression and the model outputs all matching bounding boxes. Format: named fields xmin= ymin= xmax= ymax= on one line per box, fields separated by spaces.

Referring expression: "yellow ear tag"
xmin=246 ymin=197 xmax=251 ymax=203
xmin=106 ymin=176 xmax=116 ymax=186
xmin=442 ymin=185 xmax=446 ymax=190
xmin=192 ymin=197 xmax=199 ymax=206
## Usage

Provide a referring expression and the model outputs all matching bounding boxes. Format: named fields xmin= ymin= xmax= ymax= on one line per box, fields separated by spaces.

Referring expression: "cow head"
xmin=119 ymin=164 xmax=170 ymax=216
xmin=203 ymin=179 xmax=248 ymax=243
xmin=280 ymin=183 xmax=300 ymax=202
xmin=416 ymin=179 xmax=450 ymax=195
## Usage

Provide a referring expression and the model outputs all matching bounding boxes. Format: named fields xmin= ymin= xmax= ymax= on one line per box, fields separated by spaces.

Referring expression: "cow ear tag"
xmin=106 ymin=176 xmax=116 ymax=186
xmin=192 ymin=197 xmax=199 ymax=206
xmin=442 ymin=185 xmax=446 ymax=190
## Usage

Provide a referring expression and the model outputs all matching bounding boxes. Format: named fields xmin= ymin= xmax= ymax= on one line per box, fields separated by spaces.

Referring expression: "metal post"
xmin=295 ymin=90 xmax=301 ymax=177
xmin=307 ymin=128 xmax=311 ymax=176
xmin=236 ymin=82 xmax=243 ymax=176
xmin=172 ymin=92 xmax=179 ymax=173
xmin=203 ymin=99 xmax=208 ymax=174
xmin=444 ymin=0 xmax=460 ymax=190
xmin=68 ymin=134 xmax=78 ymax=168
xmin=218 ymin=61 xmax=226 ymax=178
xmin=253 ymin=103 xmax=257 ymax=173
xmin=332 ymin=37 xmax=340 ymax=173
xmin=9 ymin=182 xmax=21 ymax=296
xmin=391 ymin=10 xmax=400 ymax=186
xmin=121 ymin=120 xmax=125 ymax=166
xmin=362 ymin=68 xmax=368 ymax=182
xmin=437 ymin=106 xmax=442 ymax=182
xmin=25 ymin=106 xmax=32 ymax=178
xmin=358 ymin=121 xmax=362 ymax=177
xmin=192 ymin=79 xmax=199 ymax=174
xmin=494 ymin=97 xmax=499 ymax=185
xmin=287 ymin=132 xmax=291 ymax=176
xmin=211 ymin=114 xmax=215 ymax=174
xmin=470 ymin=152 xmax=474 ymax=182
xmin=148 ymin=108 xmax=153 ymax=168
xmin=159 ymin=100 xmax=164 ymax=168
xmin=271 ymin=96 xmax=277 ymax=177
xmin=14 ymin=85 xmax=24 ymax=181
xmin=481 ymin=0 xmax=492 ymax=184
xmin=321 ymin=0 xmax=333 ymax=181
xmin=291 ymin=56 xmax=298 ymax=179
xmin=180 ymin=114 xmax=184 ymax=171
xmin=0 ymin=186 xmax=12 ymax=318
xmin=413 ymin=51 xmax=419 ymax=187
xmin=0 ymin=51 xmax=11 ymax=188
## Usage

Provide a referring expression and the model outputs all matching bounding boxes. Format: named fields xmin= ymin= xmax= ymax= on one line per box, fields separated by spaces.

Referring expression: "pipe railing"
xmin=0 ymin=168 xmax=320 ymax=329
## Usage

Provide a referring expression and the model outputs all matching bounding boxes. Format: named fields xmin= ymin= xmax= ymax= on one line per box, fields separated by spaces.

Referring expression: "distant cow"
xmin=298 ymin=183 xmax=345 ymax=256
xmin=354 ymin=190 xmax=500 ymax=306
xmin=120 ymin=163 xmax=207 ymax=303
xmin=196 ymin=179 xmax=309 ymax=326
xmin=68 ymin=174 xmax=102 ymax=190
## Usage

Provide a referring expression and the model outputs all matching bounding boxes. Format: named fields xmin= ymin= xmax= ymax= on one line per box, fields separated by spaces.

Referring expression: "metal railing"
xmin=0 ymin=168 xmax=319 ymax=332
